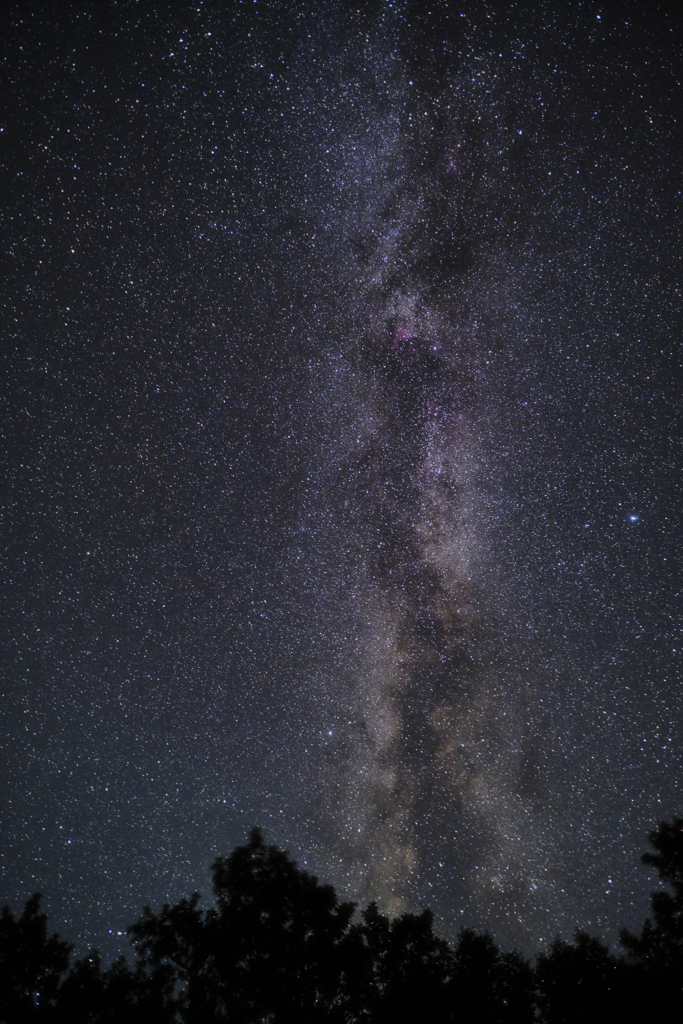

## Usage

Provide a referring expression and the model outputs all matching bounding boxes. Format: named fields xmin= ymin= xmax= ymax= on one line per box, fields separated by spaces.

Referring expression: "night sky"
xmin=2 ymin=1 xmax=683 ymax=963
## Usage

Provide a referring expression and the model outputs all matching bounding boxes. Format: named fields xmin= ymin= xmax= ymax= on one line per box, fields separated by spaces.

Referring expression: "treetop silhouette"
xmin=2 ymin=815 xmax=683 ymax=1021
xmin=620 ymin=816 xmax=683 ymax=997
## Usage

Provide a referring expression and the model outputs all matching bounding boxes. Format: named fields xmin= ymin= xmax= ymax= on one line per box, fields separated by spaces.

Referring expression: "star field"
xmin=2 ymin=1 xmax=683 ymax=963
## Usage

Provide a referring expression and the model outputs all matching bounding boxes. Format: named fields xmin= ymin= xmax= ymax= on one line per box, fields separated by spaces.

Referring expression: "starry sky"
xmin=2 ymin=0 xmax=683 ymax=962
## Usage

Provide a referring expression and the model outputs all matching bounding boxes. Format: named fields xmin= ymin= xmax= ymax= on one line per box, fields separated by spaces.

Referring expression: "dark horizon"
xmin=3 ymin=818 xmax=683 ymax=1022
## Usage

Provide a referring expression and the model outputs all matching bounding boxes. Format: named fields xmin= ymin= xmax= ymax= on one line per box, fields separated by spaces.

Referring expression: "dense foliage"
xmin=2 ymin=818 xmax=683 ymax=1023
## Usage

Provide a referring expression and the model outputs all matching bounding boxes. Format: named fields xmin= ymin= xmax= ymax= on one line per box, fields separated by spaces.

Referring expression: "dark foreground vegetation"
xmin=2 ymin=818 xmax=683 ymax=1023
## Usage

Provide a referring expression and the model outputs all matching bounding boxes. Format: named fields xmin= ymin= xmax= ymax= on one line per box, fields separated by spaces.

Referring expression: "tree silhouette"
xmin=129 ymin=826 xmax=358 ymax=1022
xmin=448 ymin=928 xmax=534 ymax=1024
xmin=54 ymin=951 xmax=107 ymax=1022
xmin=352 ymin=901 xmax=451 ymax=1022
xmin=621 ymin=816 xmax=683 ymax=1006
xmin=0 ymin=893 xmax=72 ymax=1021
xmin=54 ymin=950 xmax=177 ymax=1023
xmin=7 ymin=814 xmax=683 ymax=1021
xmin=534 ymin=930 xmax=628 ymax=1024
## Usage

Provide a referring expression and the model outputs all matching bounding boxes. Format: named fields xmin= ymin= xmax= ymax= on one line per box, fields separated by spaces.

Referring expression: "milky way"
xmin=2 ymin=2 xmax=683 ymax=961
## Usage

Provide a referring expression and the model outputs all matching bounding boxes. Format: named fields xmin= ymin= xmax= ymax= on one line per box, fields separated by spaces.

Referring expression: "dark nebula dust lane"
xmin=2 ymin=1 xmax=683 ymax=960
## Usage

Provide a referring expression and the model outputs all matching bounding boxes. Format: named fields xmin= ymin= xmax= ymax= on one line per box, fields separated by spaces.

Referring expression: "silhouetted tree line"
xmin=2 ymin=817 xmax=683 ymax=1023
